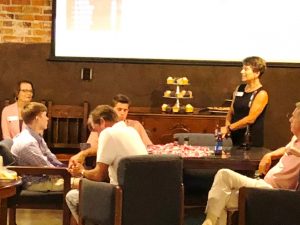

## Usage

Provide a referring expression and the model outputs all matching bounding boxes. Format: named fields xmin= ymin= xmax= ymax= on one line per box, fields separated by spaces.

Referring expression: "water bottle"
xmin=241 ymin=125 xmax=251 ymax=150
xmin=174 ymin=137 xmax=179 ymax=145
xmin=183 ymin=136 xmax=189 ymax=146
xmin=214 ymin=125 xmax=223 ymax=155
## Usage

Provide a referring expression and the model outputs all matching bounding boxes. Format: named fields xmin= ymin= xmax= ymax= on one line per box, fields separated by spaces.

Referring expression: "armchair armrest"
xmin=7 ymin=166 xmax=71 ymax=225
xmin=79 ymin=178 xmax=118 ymax=225
xmin=7 ymin=166 xmax=71 ymax=194
xmin=238 ymin=187 xmax=300 ymax=225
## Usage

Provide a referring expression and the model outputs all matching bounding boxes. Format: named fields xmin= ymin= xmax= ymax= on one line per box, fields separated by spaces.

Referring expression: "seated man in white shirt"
xmin=66 ymin=104 xmax=148 ymax=224
xmin=68 ymin=93 xmax=152 ymax=168
xmin=202 ymin=101 xmax=300 ymax=225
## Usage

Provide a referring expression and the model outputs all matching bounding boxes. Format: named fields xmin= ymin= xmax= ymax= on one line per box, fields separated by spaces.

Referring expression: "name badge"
xmin=235 ymin=92 xmax=244 ymax=97
xmin=7 ymin=116 xmax=19 ymax=121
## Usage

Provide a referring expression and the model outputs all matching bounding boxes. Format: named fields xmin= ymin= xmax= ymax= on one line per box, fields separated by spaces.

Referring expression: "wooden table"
xmin=148 ymin=144 xmax=271 ymax=171
xmin=183 ymin=147 xmax=271 ymax=171
xmin=0 ymin=178 xmax=22 ymax=225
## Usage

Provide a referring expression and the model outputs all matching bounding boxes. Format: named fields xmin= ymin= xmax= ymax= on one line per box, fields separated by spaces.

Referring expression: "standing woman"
xmin=221 ymin=56 xmax=268 ymax=147
xmin=1 ymin=80 xmax=34 ymax=139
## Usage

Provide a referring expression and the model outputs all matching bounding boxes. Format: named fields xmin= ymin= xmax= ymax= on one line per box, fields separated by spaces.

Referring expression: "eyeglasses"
xmin=20 ymin=89 xmax=33 ymax=93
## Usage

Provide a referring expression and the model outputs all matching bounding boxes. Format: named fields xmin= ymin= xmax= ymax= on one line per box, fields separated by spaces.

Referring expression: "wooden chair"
xmin=79 ymin=155 xmax=184 ymax=225
xmin=0 ymin=139 xmax=71 ymax=225
xmin=46 ymin=101 xmax=89 ymax=162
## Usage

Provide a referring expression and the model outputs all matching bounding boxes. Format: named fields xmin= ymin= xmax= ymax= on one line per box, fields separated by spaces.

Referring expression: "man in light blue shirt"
xmin=11 ymin=102 xmax=65 ymax=191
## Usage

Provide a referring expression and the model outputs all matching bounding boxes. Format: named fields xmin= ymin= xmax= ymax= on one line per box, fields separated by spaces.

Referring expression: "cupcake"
xmin=161 ymin=104 xmax=168 ymax=112
xmin=182 ymin=77 xmax=189 ymax=85
xmin=172 ymin=104 xmax=180 ymax=113
xmin=164 ymin=90 xmax=171 ymax=97
xmin=167 ymin=76 xmax=175 ymax=84
xmin=179 ymin=90 xmax=187 ymax=98
xmin=165 ymin=105 xmax=172 ymax=113
xmin=185 ymin=104 xmax=194 ymax=113
xmin=176 ymin=78 xmax=184 ymax=85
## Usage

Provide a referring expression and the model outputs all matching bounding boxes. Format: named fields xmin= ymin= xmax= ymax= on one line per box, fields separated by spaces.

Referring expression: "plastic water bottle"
xmin=241 ymin=125 xmax=251 ymax=150
xmin=174 ymin=137 xmax=179 ymax=145
xmin=214 ymin=125 xmax=223 ymax=155
xmin=184 ymin=136 xmax=189 ymax=145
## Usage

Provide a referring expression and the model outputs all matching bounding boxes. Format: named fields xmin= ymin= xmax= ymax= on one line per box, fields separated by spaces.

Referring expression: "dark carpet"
xmin=184 ymin=207 xmax=205 ymax=225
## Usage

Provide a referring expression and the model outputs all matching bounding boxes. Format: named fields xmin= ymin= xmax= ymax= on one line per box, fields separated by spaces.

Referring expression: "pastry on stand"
xmin=185 ymin=104 xmax=194 ymax=113
xmin=163 ymin=76 xmax=193 ymax=114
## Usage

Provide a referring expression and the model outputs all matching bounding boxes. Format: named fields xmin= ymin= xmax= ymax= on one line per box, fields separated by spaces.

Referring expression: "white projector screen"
xmin=51 ymin=0 xmax=300 ymax=66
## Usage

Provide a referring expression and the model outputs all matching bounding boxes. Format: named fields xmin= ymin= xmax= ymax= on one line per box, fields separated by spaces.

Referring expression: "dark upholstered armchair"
xmin=238 ymin=184 xmax=300 ymax=225
xmin=0 ymin=139 xmax=71 ymax=225
xmin=79 ymin=155 xmax=184 ymax=225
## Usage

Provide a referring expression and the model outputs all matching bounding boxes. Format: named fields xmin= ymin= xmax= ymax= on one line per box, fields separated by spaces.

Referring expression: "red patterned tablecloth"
xmin=147 ymin=143 xmax=212 ymax=158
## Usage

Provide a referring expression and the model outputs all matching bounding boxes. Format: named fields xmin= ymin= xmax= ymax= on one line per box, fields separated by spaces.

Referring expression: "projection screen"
xmin=51 ymin=0 xmax=300 ymax=66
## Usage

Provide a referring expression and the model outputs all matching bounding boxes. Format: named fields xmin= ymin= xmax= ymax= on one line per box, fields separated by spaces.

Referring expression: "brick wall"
xmin=0 ymin=0 xmax=52 ymax=43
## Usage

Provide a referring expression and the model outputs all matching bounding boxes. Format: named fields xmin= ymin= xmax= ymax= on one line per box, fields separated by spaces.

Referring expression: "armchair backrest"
xmin=46 ymin=101 xmax=89 ymax=148
xmin=238 ymin=187 xmax=300 ymax=225
xmin=117 ymin=154 xmax=183 ymax=225
xmin=0 ymin=139 xmax=15 ymax=166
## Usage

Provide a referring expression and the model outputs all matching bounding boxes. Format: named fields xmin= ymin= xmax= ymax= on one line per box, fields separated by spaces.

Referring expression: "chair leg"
xmin=70 ymin=215 xmax=78 ymax=225
xmin=227 ymin=210 xmax=238 ymax=225
xmin=8 ymin=208 xmax=17 ymax=225
xmin=63 ymin=204 xmax=71 ymax=225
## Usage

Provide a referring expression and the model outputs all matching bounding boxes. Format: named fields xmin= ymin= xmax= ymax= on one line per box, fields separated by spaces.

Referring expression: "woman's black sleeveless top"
xmin=231 ymin=84 xmax=267 ymax=147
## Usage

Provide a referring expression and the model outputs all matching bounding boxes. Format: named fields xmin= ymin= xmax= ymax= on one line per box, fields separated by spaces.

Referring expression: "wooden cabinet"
xmin=128 ymin=112 xmax=226 ymax=144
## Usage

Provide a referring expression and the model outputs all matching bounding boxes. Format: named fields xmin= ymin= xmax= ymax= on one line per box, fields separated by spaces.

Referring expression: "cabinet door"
xmin=142 ymin=116 xmax=190 ymax=144
xmin=128 ymin=114 xmax=225 ymax=145
xmin=181 ymin=117 xmax=225 ymax=133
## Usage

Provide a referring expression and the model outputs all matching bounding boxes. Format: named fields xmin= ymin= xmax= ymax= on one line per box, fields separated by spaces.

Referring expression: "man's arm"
xmin=1 ymin=107 xmax=10 ymax=139
xmin=69 ymin=161 xmax=108 ymax=182
xmin=68 ymin=146 xmax=97 ymax=168
xmin=83 ymin=162 xmax=108 ymax=181
xmin=135 ymin=121 xmax=153 ymax=146
xmin=258 ymin=146 xmax=286 ymax=175
xmin=68 ymin=132 xmax=99 ymax=168
xmin=18 ymin=143 xmax=55 ymax=167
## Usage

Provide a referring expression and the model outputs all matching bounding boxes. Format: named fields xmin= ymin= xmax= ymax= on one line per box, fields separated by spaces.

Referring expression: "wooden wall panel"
xmin=0 ymin=43 xmax=299 ymax=149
